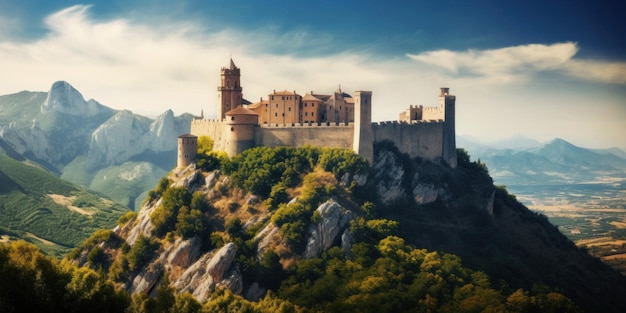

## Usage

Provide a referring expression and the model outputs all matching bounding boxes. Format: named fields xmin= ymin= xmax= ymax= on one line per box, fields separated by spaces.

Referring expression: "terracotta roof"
xmin=178 ymin=133 xmax=197 ymax=138
xmin=245 ymin=99 xmax=269 ymax=109
xmin=226 ymin=106 xmax=258 ymax=115
xmin=302 ymin=93 xmax=323 ymax=102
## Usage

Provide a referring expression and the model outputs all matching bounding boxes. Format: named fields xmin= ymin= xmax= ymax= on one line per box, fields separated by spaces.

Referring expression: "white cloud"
xmin=407 ymin=42 xmax=626 ymax=85
xmin=561 ymin=59 xmax=626 ymax=84
xmin=0 ymin=5 xmax=407 ymax=118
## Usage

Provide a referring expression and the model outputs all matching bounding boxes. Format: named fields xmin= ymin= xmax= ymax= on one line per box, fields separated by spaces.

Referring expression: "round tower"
xmin=217 ymin=58 xmax=243 ymax=120
xmin=177 ymin=134 xmax=198 ymax=169
xmin=225 ymin=107 xmax=258 ymax=157
xmin=352 ymin=91 xmax=373 ymax=165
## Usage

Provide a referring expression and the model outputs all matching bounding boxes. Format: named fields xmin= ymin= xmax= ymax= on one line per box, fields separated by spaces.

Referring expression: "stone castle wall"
xmin=372 ymin=121 xmax=445 ymax=161
xmin=256 ymin=124 xmax=354 ymax=150
xmin=190 ymin=118 xmax=447 ymax=164
xmin=190 ymin=119 xmax=229 ymax=151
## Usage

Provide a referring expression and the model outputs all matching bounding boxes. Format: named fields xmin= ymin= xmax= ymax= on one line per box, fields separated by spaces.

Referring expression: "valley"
xmin=508 ymin=183 xmax=626 ymax=274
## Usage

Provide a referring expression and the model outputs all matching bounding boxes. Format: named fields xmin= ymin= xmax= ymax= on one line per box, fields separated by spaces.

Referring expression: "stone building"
xmin=180 ymin=59 xmax=457 ymax=169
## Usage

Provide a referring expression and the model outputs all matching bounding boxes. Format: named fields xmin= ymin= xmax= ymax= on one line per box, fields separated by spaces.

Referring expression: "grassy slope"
xmin=0 ymin=151 xmax=129 ymax=257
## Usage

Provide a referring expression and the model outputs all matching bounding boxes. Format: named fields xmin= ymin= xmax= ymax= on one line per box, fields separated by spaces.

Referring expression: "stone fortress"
xmin=178 ymin=59 xmax=457 ymax=169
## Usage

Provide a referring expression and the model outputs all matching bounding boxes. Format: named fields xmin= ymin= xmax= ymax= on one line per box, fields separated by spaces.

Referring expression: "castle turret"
xmin=225 ymin=107 xmax=258 ymax=157
xmin=353 ymin=91 xmax=373 ymax=164
xmin=217 ymin=58 xmax=243 ymax=120
xmin=177 ymin=133 xmax=198 ymax=169
xmin=440 ymin=87 xmax=457 ymax=168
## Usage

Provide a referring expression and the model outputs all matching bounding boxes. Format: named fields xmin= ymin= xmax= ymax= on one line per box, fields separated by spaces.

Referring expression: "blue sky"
xmin=1 ymin=0 xmax=625 ymax=149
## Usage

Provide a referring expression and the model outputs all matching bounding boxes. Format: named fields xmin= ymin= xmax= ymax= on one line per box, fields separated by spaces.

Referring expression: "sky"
xmin=0 ymin=0 xmax=625 ymax=149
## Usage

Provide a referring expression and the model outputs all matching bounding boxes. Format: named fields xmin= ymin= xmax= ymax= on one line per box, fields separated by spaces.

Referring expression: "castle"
xmin=178 ymin=59 xmax=457 ymax=169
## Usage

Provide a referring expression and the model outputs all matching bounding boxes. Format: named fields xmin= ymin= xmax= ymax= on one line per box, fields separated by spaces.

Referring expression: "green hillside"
xmin=0 ymin=150 xmax=129 ymax=257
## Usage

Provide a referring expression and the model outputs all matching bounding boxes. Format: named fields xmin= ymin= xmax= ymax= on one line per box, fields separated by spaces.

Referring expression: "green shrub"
xmin=117 ymin=211 xmax=137 ymax=226
xmin=126 ymin=235 xmax=158 ymax=272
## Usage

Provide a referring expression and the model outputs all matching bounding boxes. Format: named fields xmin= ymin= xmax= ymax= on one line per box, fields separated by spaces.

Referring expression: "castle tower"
xmin=177 ymin=133 xmax=198 ymax=169
xmin=217 ymin=58 xmax=243 ymax=120
xmin=353 ymin=91 xmax=374 ymax=164
xmin=440 ymin=87 xmax=457 ymax=168
xmin=225 ymin=107 xmax=258 ymax=157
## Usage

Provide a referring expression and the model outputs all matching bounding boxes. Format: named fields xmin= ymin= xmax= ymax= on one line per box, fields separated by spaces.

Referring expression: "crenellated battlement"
xmin=260 ymin=122 xmax=353 ymax=128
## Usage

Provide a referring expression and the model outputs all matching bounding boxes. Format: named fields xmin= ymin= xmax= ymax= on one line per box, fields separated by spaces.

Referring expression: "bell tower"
xmin=217 ymin=58 xmax=243 ymax=120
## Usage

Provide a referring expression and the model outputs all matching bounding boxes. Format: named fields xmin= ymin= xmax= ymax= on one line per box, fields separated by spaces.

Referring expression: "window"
xmin=288 ymin=107 xmax=291 ymax=112
xmin=312 ymin=112 xmax=314 ymax=116
xmin=305 ymin=112 xmax=308 ymax=116
xmin=312 ymin=103 xmax=315 ymax=107
xmin=231 ymin=116 xmax=235 ymax=121
xmin=271 ymin=96 xmax=274 ymax=100
xmin=282 ymin=96 xmax=284 ymax=100
xmin=275 ymin=113 xmax=277 ymax=117
xmin=230 ymin=127 xmax=234 ymax=131
xmin=304 ymin=103 xmax=307 ymax=107
xmin=276 ymin=103 xmax=278 ymax=108
xmin=265 ymin=103 xmax=268 ymax=107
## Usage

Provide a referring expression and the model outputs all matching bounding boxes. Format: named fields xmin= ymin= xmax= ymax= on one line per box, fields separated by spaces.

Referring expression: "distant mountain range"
xmin=458 ymin=135 xmax=626 ymax=187
xmin=0 ymin=81 xmax=194 ymax=209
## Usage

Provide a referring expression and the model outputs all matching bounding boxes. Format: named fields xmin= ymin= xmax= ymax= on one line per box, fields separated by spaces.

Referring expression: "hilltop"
xmin=62 ymin=142 xmax=626 ymax=312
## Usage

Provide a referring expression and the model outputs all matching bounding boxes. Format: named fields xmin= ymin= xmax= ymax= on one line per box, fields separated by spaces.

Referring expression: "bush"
xmin=126 ymin=235 xmax=159 ymax=272
xmin=150 ymin=186 xmax=192 ymax=237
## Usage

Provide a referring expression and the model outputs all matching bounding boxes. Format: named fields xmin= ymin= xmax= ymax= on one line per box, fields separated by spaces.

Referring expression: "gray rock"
xmin=125 ymin=198 xmax=159 ymax=246
xmin=304 ymin=201 xmax=353 ymax=258
xmin=207 ymin=243 xmax=237 ymax=281
xmin=374 ymin=150 xmax=406 ymax=205
xmin=412 ymin=183 xmax=440 ymax=204
xmin=167 ymin=236 xmax=202 ymax=268
xmin=244 ymin=282 xmax=267 ymax=301
xmin=205 ymin=170 xmax=221 ymax=189
xmin=130 ymin=262 xmax=163 ymax=294
xmin=220 ymin=267 xmax=243 ymax=295
xmin=172 ymin=170 xmax=203 ymax=189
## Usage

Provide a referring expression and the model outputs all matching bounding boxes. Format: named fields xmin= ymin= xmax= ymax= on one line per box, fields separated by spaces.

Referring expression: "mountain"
xmin=0 ymin=148 xmax=128 ymax=257
xmin=67 ymin=144 xmax=626 ymax=312
xmin=0 ymin=82 xmax=194 ymax=209
xmin=459 ymin=136 xmax=626 ymax=186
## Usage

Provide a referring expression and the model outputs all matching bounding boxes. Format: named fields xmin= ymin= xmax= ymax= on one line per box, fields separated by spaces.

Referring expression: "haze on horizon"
xmin=0 ymin=0 xmax=624 ymax=149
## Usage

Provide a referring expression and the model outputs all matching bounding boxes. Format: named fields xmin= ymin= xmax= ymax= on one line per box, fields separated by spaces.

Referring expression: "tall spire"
xmin=230 ymin=57 xmax=237 ymax=70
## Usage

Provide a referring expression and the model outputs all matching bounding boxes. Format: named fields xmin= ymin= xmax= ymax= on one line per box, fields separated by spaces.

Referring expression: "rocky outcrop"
xmin=304 ymin=201 xmax=354 ymax=258
xmin=205 ymin=170 xmax=221 ymax=189
xmin=173 ymin=243 xmax=241 ymax=302
xmin=412 ymin=183 xmax=442 ymax=204
xmin=130 ymin=262 xmax=163 ymax=294
xmin=171 ymin=170 xmax=204 ymax=189
xmin=167 ymin=236 xmax=202 ymax=268
xmin=374 ymin=149 xmax=407 ymax=205
xmin=123 ymin=198 xmax=159 ymax=246
xmin=207 ymin=243 xmax=237 ymax=281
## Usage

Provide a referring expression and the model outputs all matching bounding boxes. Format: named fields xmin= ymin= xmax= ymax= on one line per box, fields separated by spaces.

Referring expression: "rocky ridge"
xmin=0 ymin=81 xmax=194 ymax=209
